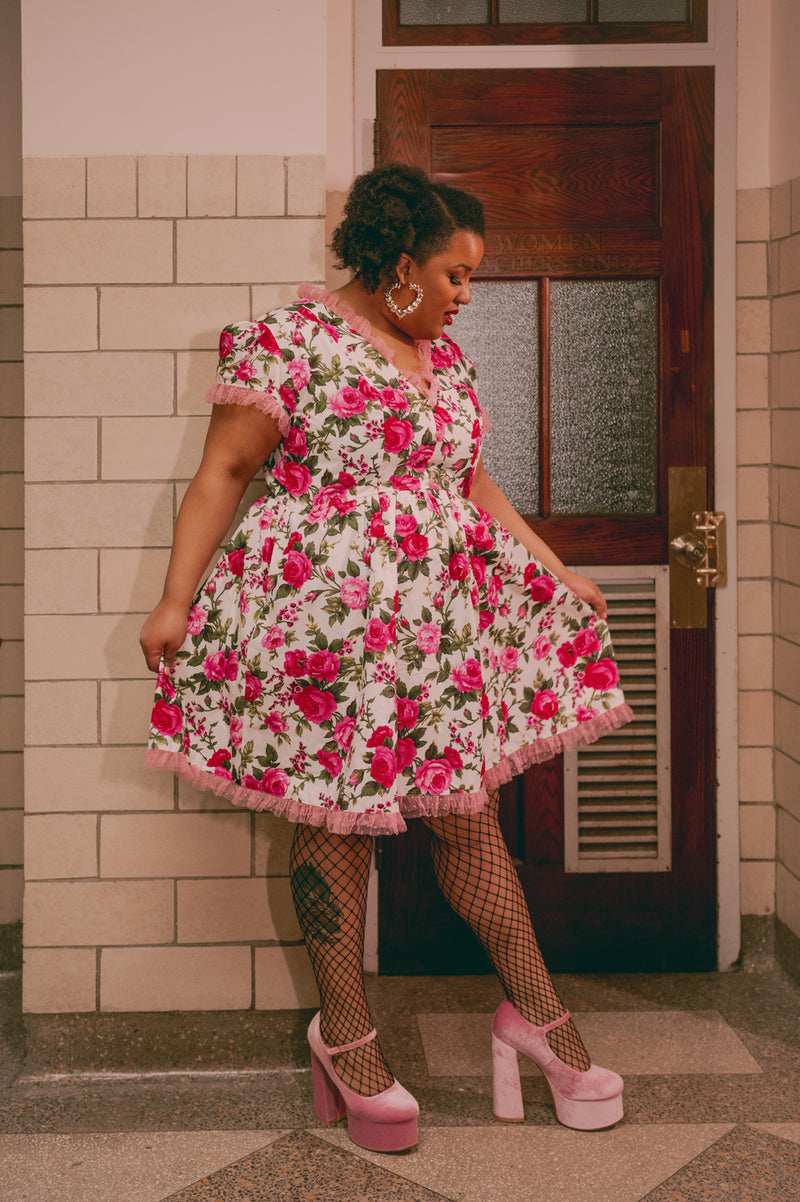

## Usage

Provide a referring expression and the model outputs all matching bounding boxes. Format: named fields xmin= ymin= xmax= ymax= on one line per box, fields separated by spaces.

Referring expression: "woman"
xmin=140 ymin=163 xmax=631 ymax=1152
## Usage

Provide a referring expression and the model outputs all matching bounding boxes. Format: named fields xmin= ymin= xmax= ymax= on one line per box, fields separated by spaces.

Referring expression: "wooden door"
xmin=376 ymin=68 xmax=716 ymax=973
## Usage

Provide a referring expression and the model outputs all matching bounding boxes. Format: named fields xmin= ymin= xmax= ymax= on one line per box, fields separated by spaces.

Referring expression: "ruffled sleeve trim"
xmin=205 ymin=382 xmax=291 ymax=436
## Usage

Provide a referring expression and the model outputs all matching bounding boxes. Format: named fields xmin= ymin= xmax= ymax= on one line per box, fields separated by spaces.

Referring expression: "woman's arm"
xmin=468 ymin=456 xmax=607 ymax=619
xmin=139 ymin=403 xmax=283 ymax=670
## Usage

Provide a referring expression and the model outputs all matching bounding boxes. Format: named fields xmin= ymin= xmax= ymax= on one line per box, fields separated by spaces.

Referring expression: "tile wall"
xmin=21 ymin=155 xmax=324 ymax=1012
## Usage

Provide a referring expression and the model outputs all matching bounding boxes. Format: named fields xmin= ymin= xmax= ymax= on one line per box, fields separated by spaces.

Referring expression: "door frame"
xmin=327 ymin=0 xmax=740 ymax=971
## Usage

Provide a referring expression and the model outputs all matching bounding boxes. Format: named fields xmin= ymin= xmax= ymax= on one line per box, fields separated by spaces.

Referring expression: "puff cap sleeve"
xmin=205 ymin=318 xmax=294 ymax=435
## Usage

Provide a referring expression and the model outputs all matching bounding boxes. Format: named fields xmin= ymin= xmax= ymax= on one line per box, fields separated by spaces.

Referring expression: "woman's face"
xmin=388 ymin=229 xmax=484 ymax=342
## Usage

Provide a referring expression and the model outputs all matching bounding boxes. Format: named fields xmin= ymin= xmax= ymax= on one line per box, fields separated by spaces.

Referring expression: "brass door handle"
xmin=670 ymin=531 xmax=707 ymax=569
xmin=669 ymin=511 xmax=727 ymax=588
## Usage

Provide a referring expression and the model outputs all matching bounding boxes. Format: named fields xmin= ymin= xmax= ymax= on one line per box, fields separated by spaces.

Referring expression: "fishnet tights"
xmin=289 ymin=824 xmax=394 ymax=1097
xmin=421 ymin=789 xmax=591 ymax=1071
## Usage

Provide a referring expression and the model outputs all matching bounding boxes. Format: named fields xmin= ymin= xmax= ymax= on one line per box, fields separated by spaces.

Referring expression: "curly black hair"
xmin=331 ymin=162 xmax=485 ymax=293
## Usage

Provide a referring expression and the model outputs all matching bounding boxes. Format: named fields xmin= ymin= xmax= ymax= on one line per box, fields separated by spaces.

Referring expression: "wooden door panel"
xmin=376 ymin=66 xmax=716 ymax=973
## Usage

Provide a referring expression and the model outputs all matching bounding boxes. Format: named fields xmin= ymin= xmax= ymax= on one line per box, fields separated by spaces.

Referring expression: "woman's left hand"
xmin=560 ymin=571 xmax=608 ymax=620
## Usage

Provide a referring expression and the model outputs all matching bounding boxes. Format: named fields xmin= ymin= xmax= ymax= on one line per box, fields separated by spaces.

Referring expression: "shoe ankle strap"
xmin=324 ymin=1028 xmax=378 ymax=1056
xmin=540 ymin=1010 xmax=571 ymax=1034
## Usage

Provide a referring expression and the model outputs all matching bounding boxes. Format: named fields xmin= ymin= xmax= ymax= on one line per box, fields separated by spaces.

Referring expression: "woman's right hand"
xmin=139 ymin=599 xmax=190 ymax=672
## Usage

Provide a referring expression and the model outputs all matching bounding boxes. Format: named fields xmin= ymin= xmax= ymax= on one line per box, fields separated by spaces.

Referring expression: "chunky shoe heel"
xmin=491 ymin=1001 xmax=624 ymax=1131
xmin=307 ymin=1014 xmax=419 ymax=1153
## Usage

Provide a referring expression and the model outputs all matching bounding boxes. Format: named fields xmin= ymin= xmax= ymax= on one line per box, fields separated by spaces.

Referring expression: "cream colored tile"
xmin=736 ymin=299 xmax=770 ymax=354
xmin=23 ymin=157 xmax=85 ymax=218
xmin=25 ymin=417 xmax=98 ymax=481
xmin=776 ymin=863 xmax=800 ymax=938
xmin=738 ymin=690 xmax=774 ymax=747
xmin=25 ymin=220 xmax=173 ymax=285
xmin=22 ymin=948 xmax=97 ymax=1013
xmin=772 ymin=410 xmax=800 ymax=468
xmin=0 ymin=307 xmax=23 ymax=359
xmin=0 ymin=415 xmax=22 ymax=471
xmin=736 ymin=241 xmax=767 ymax=297
xmin=321 ymin=1125 xmax=736 ymax=1202
xmin=287 ymin=155 xmax=325 ymax=216
xmin=0 ymin=638 xmax=23 ymax=693
xmin=0 ymin=867 xmax=23 ymax=923
xmin=101 ymin=946 xmax=251 ymax=1011
xmin=100 ymin=548 xmax=170 ymax=612
xmin=0 ymin=751 xmax=22 ymax=808
xmin=187 ymin=156 xmax=236 ymax=217
xmin=740 ymin=859 xmax=776 ymax=915
xmin=737 ymin=635 xmax=773 ymax=692
xmin=24 ymin=287 xmax=97 ymax=352
xmin=736 ymin=465 xmax=770 ymax=522
xmin=0 ymin=809 xmax=23 ymax=864
xmin=774 ymin=292 xmax=800 ymax=353
xmin=736 ymin=410 xmax=771 ymax=465
xmin=775 ymin=637 xmax=800 ymax=704
xmin=775 ymin=750 xmax=800 ymax=824
xmin=737 ymin=523 xmax=772 ymax=578
xmin=776 ymin=694 xmax=800 ymax=761
xmin=177 ymin=877 xmax=300 ymax=943
xmin=775 ymin=468 xmax=800 ymax=527
xmin=0 ymin=250 xmax=22 ymax=304
xmin=25 ymin=814 xmax=98 ymax=880
xmin=138 ymin=155 xmax=186 ymax=217
xmin=175 ymin=777 xmax=232 ymax=810
xmin=250 ymin=284 xmax=302 ymax=316
xmin=100 ymin=678 xmax=155 ymax=745
xmin=25 ymin=613 xmax=144 ymax=680
xmin=0 ymin=697 xmax=23 ymax=751
xmin=737 ymin=580 xmax=773 ymax=636
xmin=87 ymin=156 xmax=137 ymax=218
xmin=102 ymin=416 xmax=207 ymax=481
xmin=100 ymin=285 xmax=249 ymax=350
xmin=25 ymin=351 xmax=174 ymax=417
xmin=0 ymin=1131 xmax=286 ymax=1202
xmin=0 ymin=473 xmax=23 ymax=526
xmin=0 ymin=585 xmax=23 ymax=641
xmin=737 ymin=188 xmax=770 ymax=240
xmin=236 ymin=155 xmax=284 ymax=216
xmin=25 ymin=746 xmax=174 ymax=813
xmin=778 ymin=808 xmax=800 ymax=879
xmin=25 ymin=681 xmax=98 ymax=746
xmin=254 ymin=945 xmax=319 ymax=1009
xmin=24 ymin=880 xmax=173 ymax=947
xmin=778 ymin=230 xmax=800 ymax=295
xmin=0 ymin=195 xmax=22 ymax=247
xmin=177 ymin=219 xmax=324 ymax=283
xmin=0 ymin=529 xmax=23 ymax=583
xmin=0 ymin=362 xmax=23 ymax=417
xmin=176 ymin=349 xmax=218 ymax=414
xmin=773 ymin=351 xmax=800 ymax=408
xmin=253 ymin=810 xmax=294 ymax=875
xmin=26 ymin=549 xmax=98 ymax=614
xmin=100 ymin=812 xmax=250 ymax=878
xmin=740 ymin=803 xmax=776 ymax=861
xmin=775 ymin=581 xmax=800 ymax=642
xmin=772 ymin=180 xmax=792 ymax=239
xmin=25 ymin=482 xmax=173 ymax=548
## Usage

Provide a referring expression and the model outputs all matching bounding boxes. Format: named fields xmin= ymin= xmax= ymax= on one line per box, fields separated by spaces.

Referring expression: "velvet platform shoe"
xmin=307 ymin=1013 xmax=419 ymax=1152
xmin=491 ymin=1000 xmax=624 ymax=1130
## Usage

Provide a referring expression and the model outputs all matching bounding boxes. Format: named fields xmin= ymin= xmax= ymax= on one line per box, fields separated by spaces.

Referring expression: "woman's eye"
xmin=450 ymin=276 xmax=462 ymax=285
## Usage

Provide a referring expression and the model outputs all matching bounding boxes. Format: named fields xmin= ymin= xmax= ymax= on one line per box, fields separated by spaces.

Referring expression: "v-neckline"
xmin=297 ymin=283 xmax=440 ymax=404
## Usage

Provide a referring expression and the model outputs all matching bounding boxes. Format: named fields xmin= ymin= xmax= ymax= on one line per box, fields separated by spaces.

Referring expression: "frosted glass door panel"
xmin=598 ymin=0 xmax=688 ymax=18
xmin=452 ymin=282 xmax=539 ymax=515
xmin=499 ymin=0 xmax=587 ymax=20
xmin=399 ymin=0 xmax=488 ymax=22
xmin=550 ymin=280 xmax=657 ymax=514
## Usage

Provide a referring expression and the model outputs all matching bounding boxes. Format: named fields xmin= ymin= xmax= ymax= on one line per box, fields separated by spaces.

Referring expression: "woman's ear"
xmin=394 ymin=252 xmax=413 ymax=284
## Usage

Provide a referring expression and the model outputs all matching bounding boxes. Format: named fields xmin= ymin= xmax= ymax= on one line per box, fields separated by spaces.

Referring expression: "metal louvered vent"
xmin=564 ymin=566 xmax=671 ymax=873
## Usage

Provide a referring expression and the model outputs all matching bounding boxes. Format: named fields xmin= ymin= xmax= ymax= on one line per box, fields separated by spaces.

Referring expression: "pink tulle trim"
xmin=297 ymin=283 xmax=439 ymax=403
xmin=146 ymin=702 xmax=634 ymax=836
xmin=205 ymin=382 xmax=291 ymax=435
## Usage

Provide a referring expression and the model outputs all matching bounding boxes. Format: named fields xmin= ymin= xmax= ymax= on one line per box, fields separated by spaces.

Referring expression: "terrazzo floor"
xmin=1 ymin=968 xmax=799 ymax=1201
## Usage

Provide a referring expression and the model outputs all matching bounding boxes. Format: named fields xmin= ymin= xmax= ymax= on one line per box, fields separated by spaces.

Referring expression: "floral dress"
xmin=146 ymin=284 xmax=633 ymax=834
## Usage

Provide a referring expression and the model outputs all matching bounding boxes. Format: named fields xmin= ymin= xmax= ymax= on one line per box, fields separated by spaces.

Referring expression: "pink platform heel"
xmin=492 ymin=1001 xmax=624 ymax=1130
xmin=307 ymin=1013 xmax=419 ymax=1153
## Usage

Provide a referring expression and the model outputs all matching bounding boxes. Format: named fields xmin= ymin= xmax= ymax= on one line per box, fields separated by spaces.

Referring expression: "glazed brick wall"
xmin=20 ymin=155 xmax=323 ymax=1012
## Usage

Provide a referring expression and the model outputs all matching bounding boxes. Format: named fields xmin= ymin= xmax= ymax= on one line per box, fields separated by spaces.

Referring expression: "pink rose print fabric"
xmin=146 ymin=284 xmax=633 ymax=834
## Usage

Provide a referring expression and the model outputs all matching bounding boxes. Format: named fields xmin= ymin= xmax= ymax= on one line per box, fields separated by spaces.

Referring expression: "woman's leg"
xmin=421 ymin=789 xmax=592 ymax=1071
xmin=289 ymin=823 xmax=394 ymax=1096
